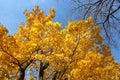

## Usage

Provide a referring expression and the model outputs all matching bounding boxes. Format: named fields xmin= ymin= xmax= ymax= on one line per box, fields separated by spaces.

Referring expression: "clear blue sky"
xmin=0 ymin=0 xmax=72 ymax=34
xmin=0 ymin=0 xmax=120 ymax=62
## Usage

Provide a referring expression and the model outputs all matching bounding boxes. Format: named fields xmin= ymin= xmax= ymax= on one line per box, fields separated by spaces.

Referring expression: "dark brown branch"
xmin=1 ymin=48 xmax=20 ymax=65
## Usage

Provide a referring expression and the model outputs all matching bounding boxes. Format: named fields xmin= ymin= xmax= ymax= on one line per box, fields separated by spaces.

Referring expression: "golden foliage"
xmin=0 ymin=5 xmax=120 ymax=80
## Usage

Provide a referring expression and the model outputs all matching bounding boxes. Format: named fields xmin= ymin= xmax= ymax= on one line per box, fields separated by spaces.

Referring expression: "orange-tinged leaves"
xmin=0 ymin=25 xmax=8 ymax=38
xmin=0 ymin=5 xmax=120 ymax=80
xmin=3 ymin=77 xmax=8 ymax=80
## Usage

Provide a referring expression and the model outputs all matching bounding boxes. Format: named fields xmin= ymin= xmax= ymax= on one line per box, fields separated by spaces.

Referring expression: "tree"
xmin=0 ymin=5 xmax=54 ymax=80
xmin=0 ymin=5 xmax=120 ymax=80
xmin=71 ymin=0 xmax=120 ymax=47
xmin=0 ymin=24 xmax=35 ymax=80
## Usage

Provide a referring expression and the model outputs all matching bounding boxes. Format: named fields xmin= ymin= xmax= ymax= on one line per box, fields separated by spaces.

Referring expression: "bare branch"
xmin=72 ymin=0 xmax=120 ymax=47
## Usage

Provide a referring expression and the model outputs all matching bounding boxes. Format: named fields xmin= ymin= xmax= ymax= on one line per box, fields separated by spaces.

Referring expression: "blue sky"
xmin=0 ymin=0 xmax=72 ymax=34
xmin=0 ymin=0 xmax=120 ymax=62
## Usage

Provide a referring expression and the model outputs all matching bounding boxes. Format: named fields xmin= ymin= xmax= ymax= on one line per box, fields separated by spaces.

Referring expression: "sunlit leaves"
xmin=70 ymin=51 xmax=119 ymax=80
xmin=0 ymin=5 xmax=120 ymax=80
xmin=0 ymin=25 xmax=8 ymax=39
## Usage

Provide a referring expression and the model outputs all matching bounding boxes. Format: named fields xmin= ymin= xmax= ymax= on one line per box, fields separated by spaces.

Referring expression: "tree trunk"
xmin=39 ymin=60 xmax=49 ymax=80
xmin=19 ymin=70 xmax=25 ymax=80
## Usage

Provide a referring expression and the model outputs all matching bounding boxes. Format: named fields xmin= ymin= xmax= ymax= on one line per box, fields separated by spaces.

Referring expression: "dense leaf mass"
xmin=0 ymin=5 xmax=120 ymax=80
